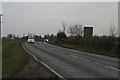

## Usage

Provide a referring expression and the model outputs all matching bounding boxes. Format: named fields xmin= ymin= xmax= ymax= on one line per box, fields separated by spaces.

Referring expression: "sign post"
xmin=0 ymin=14 xmax=3 ymax=80
xmin=84 ymin=27 xmax=93 ymax=49
xmin=84 ymin=27 xmax=93 ymax=38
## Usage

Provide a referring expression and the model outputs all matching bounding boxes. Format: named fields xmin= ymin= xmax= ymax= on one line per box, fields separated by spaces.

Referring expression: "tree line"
xmin=2 ymin=22 xmax=119 ymax=57
xmin=55 ymin=22 xmax=119 ymax=57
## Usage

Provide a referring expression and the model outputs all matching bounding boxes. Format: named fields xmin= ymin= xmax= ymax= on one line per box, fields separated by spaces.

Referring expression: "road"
xmin=23 ymin=42 xmax=119 ymax=78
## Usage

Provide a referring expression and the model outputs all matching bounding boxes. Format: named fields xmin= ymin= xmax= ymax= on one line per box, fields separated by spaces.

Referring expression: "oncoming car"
xmin=44 ymin=39 xmax=49 ymax=42
xmin=27 ymin=38 xmax=35 ymax=43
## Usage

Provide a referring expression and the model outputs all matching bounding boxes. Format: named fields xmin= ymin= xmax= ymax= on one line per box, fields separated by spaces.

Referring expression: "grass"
xmin=0 ymin=41 xmax=2 ymax=79
xmin=2 ymin=40 xmax=29 ymax=78
xmin=49 ymin=42 xmax=119 ymax=58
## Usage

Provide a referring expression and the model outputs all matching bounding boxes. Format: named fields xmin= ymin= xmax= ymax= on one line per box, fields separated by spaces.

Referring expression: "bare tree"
xmin=57 ymin=31 xmax=67 ymax=42
xmin=67 ymin=24 xmax=83 ymax=37
xmin=7 ymin=34 xmax=12 ymax=39
xmin=62 ymin=22 xmax=66 ymax=33
xmin=102 ymin=28 xmax=108 ymax=36
xmin=109 ymin=22 xmax=117 ymax=37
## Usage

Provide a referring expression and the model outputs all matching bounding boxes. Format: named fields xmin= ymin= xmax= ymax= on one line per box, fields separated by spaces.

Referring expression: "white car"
xmin=27 ymin=38 xmax=35 ymax=43
xmin=44 ymin=39 xmax=49 ymax=42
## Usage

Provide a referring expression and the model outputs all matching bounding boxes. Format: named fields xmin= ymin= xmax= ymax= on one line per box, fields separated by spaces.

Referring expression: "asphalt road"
xmin=23 ymin=42 xmax=119 ymax=78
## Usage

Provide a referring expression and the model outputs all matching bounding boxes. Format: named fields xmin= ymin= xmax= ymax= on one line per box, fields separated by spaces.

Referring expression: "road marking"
xmin=70 ymin=55 xmax=79 ymax=58
xmin=79 ymin=57 xmax=90 ymax=62
xmin=70 ymin=54 xmax=91 ymax=62
xmin=22 ymin=43 xmax=66 ymax=80
xmin=105 ymin=66 xmax=120 ymax=71
xmin=70 ymin=54 xmax=120 ymax=71
xmin=34 ymin=42 xmax=120 ymax=72
xmin=70 ymin=54 xmax=90 ymax=62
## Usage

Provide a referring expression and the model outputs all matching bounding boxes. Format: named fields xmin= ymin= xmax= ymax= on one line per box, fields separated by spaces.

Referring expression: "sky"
xmin=1 ymin=0 xmax=120 ymax=2
xmin=1 ymin=1 xmax=119 ymax=37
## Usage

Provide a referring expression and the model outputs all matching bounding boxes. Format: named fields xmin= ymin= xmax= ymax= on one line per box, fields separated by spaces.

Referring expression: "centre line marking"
xmin=70 ymin=55 xmax=79 ymax=58
xmin=79 ymin=57 xmax=90 ymax=62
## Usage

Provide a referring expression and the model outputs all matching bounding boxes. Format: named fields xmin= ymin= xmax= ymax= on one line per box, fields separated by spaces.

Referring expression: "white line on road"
xmin=22 ymin=43 xmax=66 ymax=80
xmin=70 ymin=55 xmax=79 ymax=58
xmin=70 ymin=54 xmax=91 ymax=62
xmin=105 ymin=66 xmax=120 ymax=71
xmin=26 ymin=42 xmax=120 ymax=72
xmin=70 ymin=54 xmax=120 ymax=72
xmin=79 ymin=57 xmax=90 ymax=62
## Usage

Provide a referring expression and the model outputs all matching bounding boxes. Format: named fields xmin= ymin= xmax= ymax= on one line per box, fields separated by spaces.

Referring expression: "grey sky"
xmin=2 ymin=2 xmax=118 ymax=37
xmin=0 ymin=2 xmax=1 ymax=13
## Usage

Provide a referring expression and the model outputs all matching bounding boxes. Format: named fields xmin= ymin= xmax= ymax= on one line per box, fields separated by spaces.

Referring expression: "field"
xmin=2 ymin=40 xmax=29 ymax=78
xmin=49 ymin=39 xmax=119 ymax=58
xmin=2 ymin=40 xmax=58 ymax=78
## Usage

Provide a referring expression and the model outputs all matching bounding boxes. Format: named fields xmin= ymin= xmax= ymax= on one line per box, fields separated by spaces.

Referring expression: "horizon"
xmin=1 ymin=2 xmax=118 ymax=37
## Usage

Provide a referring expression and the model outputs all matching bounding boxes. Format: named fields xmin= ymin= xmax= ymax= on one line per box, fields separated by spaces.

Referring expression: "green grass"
xmin=2 ymin=40 xmax=29 ymax=78
xmin=49 ymin=42 xmax=119 ymax=58
xmin=0 ymin=41 xmax=2 ymax=79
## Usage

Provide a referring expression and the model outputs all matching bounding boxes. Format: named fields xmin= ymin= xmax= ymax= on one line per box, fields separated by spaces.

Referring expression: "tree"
xmin=7 ymin=34 xmax=12 ymax=39
xmin=57 ymin=31 xmax=67 ymax=43
xmin=2 ymin=36 xmax=6 ymax=40
xmin=102 ymin=28 xmax=108 ymax=36
xmin=67 ymin=24 xmax=83 ymax=37
xmin=109 ymin=22 xmax=117 ymax=37
xmin=62 ymin=22 xmax=66 ymax=33
xmin=43 ymin=34 xmax=50 ymax=39
xmin=39 ymin=35 xmax=42 ymax=39
xmin=49 ymin=34 xmax=57 ymax=41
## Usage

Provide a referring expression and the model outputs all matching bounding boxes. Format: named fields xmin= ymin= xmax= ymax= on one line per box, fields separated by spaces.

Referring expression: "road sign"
xmin=84 ymin=27 xmax=93 ymax=37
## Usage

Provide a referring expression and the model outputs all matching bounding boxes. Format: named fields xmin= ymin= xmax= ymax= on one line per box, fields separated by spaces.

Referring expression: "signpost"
xmin=0 ymin=14 xmax=3 ymax=40
xmin=84 ymin=27 xmax=93 ymax=38
xmin=84 ymin=27 xmax=93 ymax=49
xmin=0 ymin=14 xmax=2 ymax=80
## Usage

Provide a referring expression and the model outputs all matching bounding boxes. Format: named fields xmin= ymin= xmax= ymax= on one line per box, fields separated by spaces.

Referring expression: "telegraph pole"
xmin=0 ymin=14 xmax=3 ymax=80
xmin=0 ymin=14 xmax=3 ymax=40
xmin=0 ymin=14 xmax=3 ymax=27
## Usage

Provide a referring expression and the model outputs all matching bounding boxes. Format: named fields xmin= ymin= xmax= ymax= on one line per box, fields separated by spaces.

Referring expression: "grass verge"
xmin=49 ymin=42 xmax=119 ymax=58
xmin=2 ymin=40 xmax=29 ymax=78
xmin=0 ymin=41 xmax=2 ymax=79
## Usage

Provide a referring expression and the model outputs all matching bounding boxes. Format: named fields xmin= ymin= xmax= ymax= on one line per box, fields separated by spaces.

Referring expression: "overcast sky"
xmin=2 ymin=2 xmax=118 ymax=37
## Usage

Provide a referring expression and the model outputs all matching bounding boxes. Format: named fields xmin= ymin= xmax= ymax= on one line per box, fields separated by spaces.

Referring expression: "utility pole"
xmin=0 ymin=14 xmax=3 ymax=27
xmin=0 ymin=14 xmax=3 ymax=80
xmin=0 ymin=14 xmax=3 ymax=40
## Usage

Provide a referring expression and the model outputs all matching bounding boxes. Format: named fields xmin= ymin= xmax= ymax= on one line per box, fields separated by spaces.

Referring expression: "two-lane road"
xmin=23 ymin=42 xmax=119 ymax=78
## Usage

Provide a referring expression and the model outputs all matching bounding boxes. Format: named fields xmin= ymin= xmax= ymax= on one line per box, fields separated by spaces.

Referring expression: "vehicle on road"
xmin=44 ymin=39 xmax=49 ymax=42
xmin=27 ymin=38 xmax=35 ymax=43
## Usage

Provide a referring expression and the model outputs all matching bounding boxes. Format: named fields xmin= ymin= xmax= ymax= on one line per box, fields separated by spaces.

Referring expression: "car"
xmin=44 ymin=39 xmax=49 ymax=42
xmin=27 ymin=38 xmax=35 ymax=43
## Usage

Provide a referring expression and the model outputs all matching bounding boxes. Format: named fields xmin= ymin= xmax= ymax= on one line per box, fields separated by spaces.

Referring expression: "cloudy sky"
xmin=1 ymin=1 xmax=118 ymax=37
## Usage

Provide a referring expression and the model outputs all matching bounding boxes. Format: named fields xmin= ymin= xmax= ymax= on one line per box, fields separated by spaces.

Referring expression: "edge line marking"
xmin=22 ymin=43 xmax=65 ymax=80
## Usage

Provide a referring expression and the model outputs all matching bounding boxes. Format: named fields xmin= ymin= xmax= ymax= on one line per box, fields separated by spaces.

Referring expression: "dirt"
xmin=14 ymin=55 xmax=58 ymax=79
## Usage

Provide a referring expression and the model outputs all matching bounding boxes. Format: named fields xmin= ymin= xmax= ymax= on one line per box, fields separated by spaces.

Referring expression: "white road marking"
xmin=70 ymin=54 xmax=91 ymax=62
xmin=79 ymin=57 xmax=90 ymax=62
xmin=70 ymin=54 xmax=120 ymax=71
xmin=22 ymin=43 xmax=66 ymax=80
xmin=105 ymin=66 xmax=120 ymax=71
xmin=70 ymin=55 xmax=79 ymax=58
xmin=30 ymin=42 xmax=120 ymax=72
